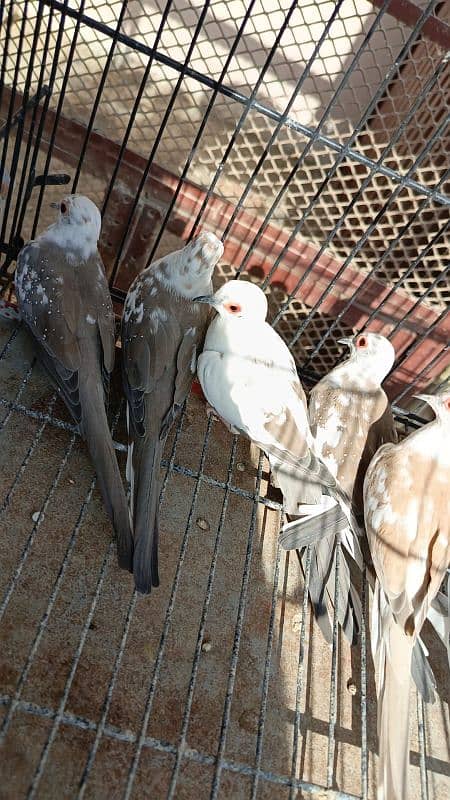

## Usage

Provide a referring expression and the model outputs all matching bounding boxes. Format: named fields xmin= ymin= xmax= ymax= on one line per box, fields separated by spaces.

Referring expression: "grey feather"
xmin=122 ymin=234 xmax=220 ymax=594
xmin=15 ymin=239 xmax=133 ymax=570
xmin=279 ymin=504 xmax=349 ymax=550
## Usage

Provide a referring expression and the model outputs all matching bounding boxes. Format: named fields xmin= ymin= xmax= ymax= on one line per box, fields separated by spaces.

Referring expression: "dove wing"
xmin=15 ymin=241 xmax=115 ymax=427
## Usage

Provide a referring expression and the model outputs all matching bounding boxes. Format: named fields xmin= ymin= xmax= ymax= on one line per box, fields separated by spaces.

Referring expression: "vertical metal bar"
xmin=233 ymin=0 xmax=436 ymax=287
xmin=0 ymin=0 xmax=9 ymax=114
xmin=219 ymin=0 xmax=388 ymax=248
xmin=0 ymin=323 xmax=20 ymax=361
xmin=123 ymin=415 xmax=215 ymax=800
xmin=76 ymin=404 xmax=189 ymax=797
xmin=31 ymin=0 xmax=87 ymax=238
xmin=76 ymin=591 xmax=138 ymax=798
xmin=326 ymin=538 xmax=342 ymax=788
xmin=186 ymin=0 xmax=300 ymax=242
xmin=288 ymin=546 xmax=312 ymax=800
xmin=0 ymin=433 xmax=77 ymax=627
xmin=102 ymin=0 xmax=175 ymax=220
xmin=109 ymin=0 xmax=213 ymax=286
xmin=249 ymin=542 xmax=282 ymax=799
xmin=387 ymin=261 xmax=449 ymax=338
xmin=0 ymin=0 xmax=28 ymax=243
xmin=0 ymin=427 xmax=85 ymax=739
xmin=0 ymin=392 xmax=56 ymax=516
xmin=219 ymin=0 xmax=349 ymax=244
xmin=393 ymin=348 xmax=449 ymax=404
xmin=27 ymin=541 xmax=117 ymax=799
xmin=416 ymin=694 xmax=429 ymax=800
xmin=6 ymin=0 xmax=47 ymax=241
xmin=146 ymin=0 xmax=259 ymax=265
xmin=282 ymin=83 xmax=449 ymax=349
xmin=71 ymin=0 xmax=129 ymax=193
xmin=209 ymin=450 xmax=265 ymax=799
xmin=167 ymin=436 xmax=239 ymax=798
xmin=360 ymin=571 xmax=368 ymax=800
xmin=304 ymin=162 xmax=450 ymax=362
xmin=12 ymin=2 xmax=57 ymax=243
xmin=0 ymin=358 xmax=35 ymax=432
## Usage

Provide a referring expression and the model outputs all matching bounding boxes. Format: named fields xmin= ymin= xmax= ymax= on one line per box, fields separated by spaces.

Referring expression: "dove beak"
xmin=50 ymin=202 xmax=60 ymax=209
xmin=337 ymin=337 xmax=353 ymax=348
xmin=193 ymin=295 xmax=218 ymax=307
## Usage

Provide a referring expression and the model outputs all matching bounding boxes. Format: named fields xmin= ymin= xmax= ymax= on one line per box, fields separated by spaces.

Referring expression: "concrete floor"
xmin=0 ymin=314 xmax=449 ymax=800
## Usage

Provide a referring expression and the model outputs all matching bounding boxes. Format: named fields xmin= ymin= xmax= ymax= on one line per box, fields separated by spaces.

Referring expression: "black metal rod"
xmin=224 ymin=0 xmax=391 ymax=262
xmin=219 ymin=0 xmax=348 ymax=243
xmin=102 ymin=0 xmax=175 ymax=222
xmin=0 ymin=0 xmax=27 ymax=244
xmin=288 ymin=546 xmax=312 ymax=800
xmin=71 ymin=0 xmax=129 ymax=194
xmin=123 ymin=414 xmax=216 ymax=799
xmin=209 ymin=450 xmax=265 ymax=798
xmin=10 ymin=2 xmax=57 ymax=246
xmin=40 ymin=0 xmax=450 ymax=208
xmin=304 ymin=163 xmax=450 ymax=361
xmin=185 ymin=0 xmax=304 ymax=241
xmin=239 ymin=5 xmax=445 ymax=306
xmin=146 ymin=0 xmax=260 ymax=264
xmin=109 ymin=0 xmax=214 ymax=286
xmin=167 ymin=437 xmax=239 ymax=796
xmin=287 ymin=110 xmax=449 ymax=352
xmin=31 ymin=0 xmax=86 ymax=238
xmin=392 ymin=348 xmax=449 ymax=405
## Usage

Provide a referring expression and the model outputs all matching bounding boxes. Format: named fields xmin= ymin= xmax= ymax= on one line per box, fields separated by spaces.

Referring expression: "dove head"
xmin=196 ymin=279 xmax=268 ymax=323
xmin=55 ymin=195 xmax=101 ymax=238
xmin=153 ymin=232 xmax=223 ymax=298
xmin=414 ymin=391 xmax=450 ymax=427
xmin=339 ymin=332 xmax=395 ymax=382
xmin=43 ymin=194 xmax=102 ymax=260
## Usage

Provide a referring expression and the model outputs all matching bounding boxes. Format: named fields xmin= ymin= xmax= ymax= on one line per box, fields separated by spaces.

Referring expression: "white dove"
xmin=195 ymin=280 xmax=357 ymax=543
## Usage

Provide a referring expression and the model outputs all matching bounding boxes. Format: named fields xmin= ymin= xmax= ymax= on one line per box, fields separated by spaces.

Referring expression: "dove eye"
xmin=225 ymin=302 xmax=241 ymax=315
xmin=356 ymin=335 xmax=368 ymax=349
xmin=60 ymin=202 xmax=67 ymax=214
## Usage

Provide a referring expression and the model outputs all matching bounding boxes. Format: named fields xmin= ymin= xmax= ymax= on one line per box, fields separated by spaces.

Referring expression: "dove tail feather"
xmin=411 ymin=637 xmax=436 ymax=704
xmin=374 ymin=586 xmax=413 ymax=800
xmin=79 ymin=378 xmax=133 ymax=572
xmin=427 ymin=590 xmax=450 ymax=670
xmin=303 ymin=535 xmax=361 ymax=646
xmin=131 ymin=435 xmax=163 ymax=594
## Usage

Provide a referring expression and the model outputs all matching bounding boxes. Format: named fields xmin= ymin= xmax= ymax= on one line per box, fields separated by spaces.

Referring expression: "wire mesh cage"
xmin=0 ymin=1 xmax=449 ymax=798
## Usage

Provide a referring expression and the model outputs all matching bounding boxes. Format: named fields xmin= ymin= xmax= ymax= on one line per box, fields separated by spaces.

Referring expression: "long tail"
xmin=372 ymin=584 xmax=413 ymax=800
xmin=309 ymin=533 xmax=361 ymax=645
xmin=80 ymin=377 xmax=133 ymax=572
xmin=128 ymin=434 xmax=163 ymax=594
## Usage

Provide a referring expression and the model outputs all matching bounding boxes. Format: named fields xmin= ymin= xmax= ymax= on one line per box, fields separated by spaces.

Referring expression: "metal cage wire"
xmin=0 ymin=1 xmax=449 ymax=799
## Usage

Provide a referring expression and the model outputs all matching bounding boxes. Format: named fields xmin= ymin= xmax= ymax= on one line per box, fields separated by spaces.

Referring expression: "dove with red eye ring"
xmin=195 ymin=280 xmax=362 ymax=569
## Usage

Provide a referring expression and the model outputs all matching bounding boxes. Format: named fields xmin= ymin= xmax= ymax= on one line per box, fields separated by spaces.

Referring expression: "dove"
xmin=122 ymin=232 xmax=223 ymax=595
xmin=281 ymin=332 xmax=397 ymax=644
xmin=15 ymin=194 xmax=133 ymax=570
xmin=195 ymin=280 xmax=358 ymax=545
xmin=364 ymin=391 xmax=450 ymax=800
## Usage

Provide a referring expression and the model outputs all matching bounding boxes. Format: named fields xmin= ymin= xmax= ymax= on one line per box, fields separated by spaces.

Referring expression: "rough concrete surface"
xmin=0 ymin=316 xmax=448 ymax=800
